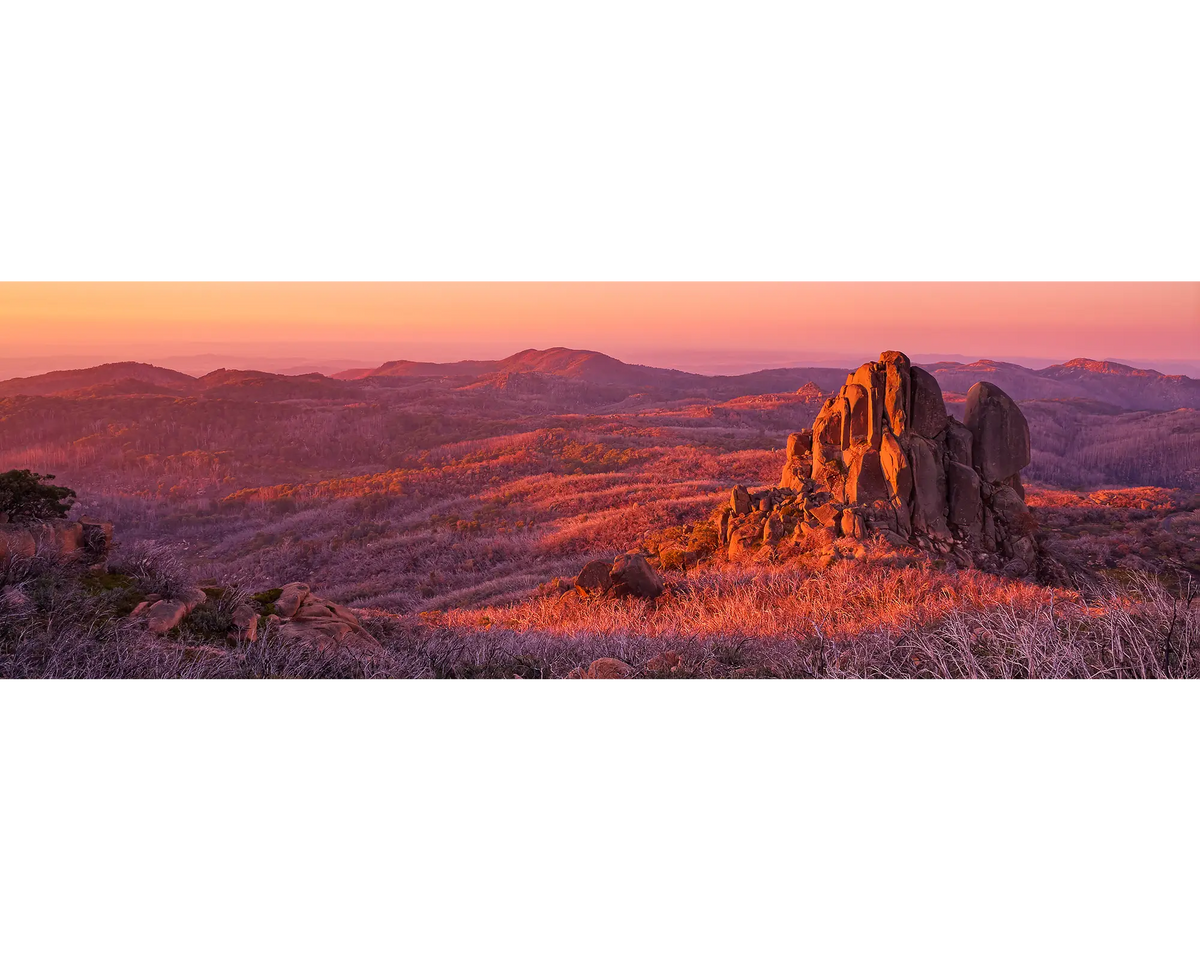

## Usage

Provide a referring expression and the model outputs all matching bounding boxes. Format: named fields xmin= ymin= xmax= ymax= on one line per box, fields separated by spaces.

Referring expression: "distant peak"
xmin=1060 ymin=358 xmax=1144 ymax=375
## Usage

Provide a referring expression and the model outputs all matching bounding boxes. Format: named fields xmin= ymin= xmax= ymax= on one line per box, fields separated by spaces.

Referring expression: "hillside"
xmin=0 ymin=362 xmax=198 ymax=397
xmin=3 ymin=347 xmax=1196 ymax=679
xmin=338 ymin=347 xmax=852 ymax=399
xmin=194 ymin=369 xmax=366 ymax=401
xmin=924 ymin=357 xmax=1200 ymax=409
xmin=6 ymin=349 xmax=1197 ymax=411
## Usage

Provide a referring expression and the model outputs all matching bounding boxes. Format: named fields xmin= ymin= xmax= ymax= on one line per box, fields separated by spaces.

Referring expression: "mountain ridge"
xmin=2 ymin=348 xmax=1197 ymax=410
xmin=0 ymin=362 xmax=198 ymax=397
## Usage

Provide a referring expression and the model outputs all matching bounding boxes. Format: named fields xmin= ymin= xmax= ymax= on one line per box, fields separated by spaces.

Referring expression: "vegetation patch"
xmin=80 ymin=571 xmax=137 ymax=593
xmin=251 ymin=587 xmax=282 ymax=616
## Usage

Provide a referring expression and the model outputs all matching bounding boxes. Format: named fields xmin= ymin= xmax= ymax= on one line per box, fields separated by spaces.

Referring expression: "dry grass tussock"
xmin=363 ymin=562 xmax=1199 ymax=679
xmin=5 ymin=541 xmax=1196 ymax=678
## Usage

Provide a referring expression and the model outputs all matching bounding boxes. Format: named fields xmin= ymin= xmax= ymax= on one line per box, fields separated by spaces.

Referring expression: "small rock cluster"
xmin=265 ymin=581 xmax=381 ymax=654
xmin=134 ymin=587 xmax=211 ymax=634
xmin=719 ymin=351 xmax=1039 ymax=576
xmin=0 ymin=516 xmax=113 ymax=568
xmin=566 ymin=550 xmax=665 ymax=601
xmin=131 ymin=580 xmax=380 ymax=654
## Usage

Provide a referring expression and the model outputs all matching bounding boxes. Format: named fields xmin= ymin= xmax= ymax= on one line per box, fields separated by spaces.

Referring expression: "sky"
xmin=2 ymin=283 xmax=1196 ymax=374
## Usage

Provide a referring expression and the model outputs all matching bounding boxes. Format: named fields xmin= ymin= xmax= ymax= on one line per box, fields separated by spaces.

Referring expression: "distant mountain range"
xmin=1 ymin=348 xmax=1198 ymax=410
xmin=334 ymin=348 xmax=857 ymax=397
xmin=919 ymin=357 xmax=1200 ymax=409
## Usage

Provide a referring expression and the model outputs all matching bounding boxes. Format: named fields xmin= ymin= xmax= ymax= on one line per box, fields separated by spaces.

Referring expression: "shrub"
xmin=0 ymin=470 xmax=76 ymax=524
xmin=110 ymin=540 xmax=196 ymax=600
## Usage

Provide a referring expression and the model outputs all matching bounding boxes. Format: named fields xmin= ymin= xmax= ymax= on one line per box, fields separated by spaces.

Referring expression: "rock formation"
xmin=132 ymin=579 xmax=381 ymax=653
xmin=610 ymin=552 xmax=664 ymax=599
xmin=144 ymin=588 xmax=208 ymax=634
xmin=0 ymin=516 xmax=113 ymax=568
xmin=567 ymin=550 xmax=665 ymax=601
xmin=267 ymin=582 xmax=381 ymax=653
xmin=575 ymin=560 xmax=615 ymax=598
xmin=720 ymin=351 xmax=1038 ymax=575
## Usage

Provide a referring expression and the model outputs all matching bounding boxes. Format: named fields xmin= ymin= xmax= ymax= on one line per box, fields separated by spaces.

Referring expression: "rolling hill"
xmin=2 ymin=349 xmax=1197 ymax=412
xmin=336 ymin=347 xmax=852 ymax=399
xmin=923 ymin=357 xmax=1200 ymax=409
xmin=193 ymin=369 xmax=366 ymax=401
xmin=0 ymin=362 xmax=198 ymax=397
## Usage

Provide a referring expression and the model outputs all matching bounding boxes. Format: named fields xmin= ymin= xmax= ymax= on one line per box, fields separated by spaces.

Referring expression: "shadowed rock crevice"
xmin=722 ymin=351 xmax=1038 ymax=576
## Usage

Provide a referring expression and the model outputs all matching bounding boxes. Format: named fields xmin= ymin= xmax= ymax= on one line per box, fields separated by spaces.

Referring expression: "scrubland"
xmin=3 ymin=540 xmax=1195 ymax=678
xmin=2 ymin=361 xmax=1198 ymax=678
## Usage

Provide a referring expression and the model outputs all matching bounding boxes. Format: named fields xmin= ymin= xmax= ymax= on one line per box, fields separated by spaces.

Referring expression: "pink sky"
xmin=2 ymin=283 xmax=1196 ymax=369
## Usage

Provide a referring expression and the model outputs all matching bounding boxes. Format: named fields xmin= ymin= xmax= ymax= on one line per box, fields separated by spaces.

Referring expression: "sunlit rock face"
xmin=0 ymin=516 xmax=113 ymax=568
xmin=721 ymin=351 xmax=1037 ymax=576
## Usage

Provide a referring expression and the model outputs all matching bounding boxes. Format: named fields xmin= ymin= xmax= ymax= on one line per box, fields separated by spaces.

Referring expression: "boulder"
xmin=908 ymin=366 xmax=946 ymax=438
xmin=808 ymin=501 xmax=842 ymax=528
xmin=946 ymin=461 xmax=982 ymax=531
xmin=849 ymin=363 xmax=884 ymax=448
xmin=274 ymin=618 xmax=381 ymax=655
xmin=780 ymin=454 xmax=812 ymax=489
xmin=944 ymin=420 xmax=974 ymax=469
xmin=812 ymin=440 xmax=842 ymax=475
xmin=907 ymin=435 xmax=951 ymax=539
xmin=1010 ymin=534 xmax=1038 ymax=566
xmin=539 ymin=576 xmax=576 ymax=598
xmin=231 ymin=605 xmax=258 ymax=642
xmin=786 ymin=430 xmax=812 ymax=460
xmin=275 ymin=582 xmax=310 ymax=618
xmin=147 ymin=599 xmax=188 ymax=634
xmin=846 ymin=448 xmax=889 ymax=504
xmin=840 ymin=508 xmax=867 ymax=539
xmin=263 ymin=584 xmax=380 ymax=654
xmin=963 ymin=381 xmax=1031 ymax=482
xmin=813 ymin=400 xmax=844 ymax=447
xmin=40 ymin=521 xmax=84 ymax=558
xmin=836 ymin=395 xmax=852 ymax=448
xmin=763 ymin=514 xmax=786 ymax=545
xmin=865 ymin=498 xmax=899 ymax=534
xmin=990 ymin=484 xmax=1030 ymax=529
xmin=880 ymin=350 xmax=911 ymax=435
xmin=728 ymin=520 xmax=765 ymax=561
xmin=575 ymin=560 xmax=614 ymax=598
xmin=845 ymin=383 xmax=871 ymax=444
xmin=296 ymin=595 xmax=344 ymax=621
xmin=0 ymin=525 xmax=36 ymax=562
xmin=730 ymin=485 xmax=753 ymax=516
xmin=879 ymin=431 xmax=912 ymax=502
xmin=610 ymin=552 xmax=664 ymax=599
xmin=181 ymin=587 xmax=208 ymax=613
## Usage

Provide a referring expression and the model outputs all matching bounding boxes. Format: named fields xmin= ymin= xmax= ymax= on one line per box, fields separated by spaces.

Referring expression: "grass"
xmin=3 ymin=561 xmax=1194 ymax=678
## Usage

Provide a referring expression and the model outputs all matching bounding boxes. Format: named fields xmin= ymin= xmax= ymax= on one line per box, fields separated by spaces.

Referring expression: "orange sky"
xmin=2 ymin=283 xmax=1196 ymax=363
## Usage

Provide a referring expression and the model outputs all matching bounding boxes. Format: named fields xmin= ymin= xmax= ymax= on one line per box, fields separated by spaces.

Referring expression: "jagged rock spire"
xmin=724 ymin=351 xmax=1037 ymax=576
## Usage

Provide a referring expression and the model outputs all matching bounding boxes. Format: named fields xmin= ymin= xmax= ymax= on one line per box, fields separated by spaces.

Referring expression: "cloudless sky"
xmin=2 ymin=282 xmax=1196 ymax=365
